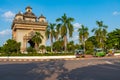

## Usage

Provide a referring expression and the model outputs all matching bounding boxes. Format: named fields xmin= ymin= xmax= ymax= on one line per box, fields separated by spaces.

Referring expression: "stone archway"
xmin=22 ymin=31 xmax=35 ymax=52
xmin=27 ymin=31 xmax=35 ymax=48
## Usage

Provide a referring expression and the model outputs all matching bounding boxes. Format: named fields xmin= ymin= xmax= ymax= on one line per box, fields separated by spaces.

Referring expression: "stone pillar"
xmin=22 ymin=35 xmax=28 ymax=53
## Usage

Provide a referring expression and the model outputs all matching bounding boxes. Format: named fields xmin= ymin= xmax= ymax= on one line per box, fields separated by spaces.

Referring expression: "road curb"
xmin=0 ymin=56 xmax=120 ymax=62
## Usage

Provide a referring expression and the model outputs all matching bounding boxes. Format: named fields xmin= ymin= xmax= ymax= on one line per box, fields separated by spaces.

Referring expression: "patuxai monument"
xmin=11 ymin=6 xmax=48 ymax=52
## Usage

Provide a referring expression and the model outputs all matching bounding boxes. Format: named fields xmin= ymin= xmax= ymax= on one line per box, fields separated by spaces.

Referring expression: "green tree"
xmin=53 ymin=40 xmax=64 ymax=52
xmin=78 ymin=25 xmax=89 ymax=53
xmin=31 ymin=32 xmax=43 ymax=51
xmin=85 ymin=41 xmax=94 ymax=54
xmin=46 ymin=23 xmax=56 ymax=52
xmin=87 ymin=36 xmax=97 ymax=48
xmin=67 ymin=41 xmax=75 ymax=52
xmin=2 ymin=39 xmax=21 ymax=54
xmin=74 ymin=44 xmax=82 ymax=50
xmin=0 ymin=46 xmax=2 ymax=53
xmin=56 ymin=13 xmax=74 ymax=51
xmin=106 ymin=28 xmax=120 ymax=49
xmin=92 ymin=21 xmax=108 ymax=49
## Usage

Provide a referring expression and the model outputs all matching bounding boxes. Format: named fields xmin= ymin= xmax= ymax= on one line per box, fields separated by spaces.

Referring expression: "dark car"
xmin=75 ymin=50 xmax=84 ymax=58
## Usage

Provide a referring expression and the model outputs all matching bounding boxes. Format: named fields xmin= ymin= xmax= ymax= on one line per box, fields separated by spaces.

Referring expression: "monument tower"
xmin=11 ymin=6 xmax=48 ymax=52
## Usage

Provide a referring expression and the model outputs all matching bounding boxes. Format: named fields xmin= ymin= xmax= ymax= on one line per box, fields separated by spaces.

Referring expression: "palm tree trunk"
xmin=35 ymin=43 xmax=38 ymax=51
xmin=83 ymin=41 xmax=85 ymax=54
xmin=55 ymin=34 xmax=59 ymax=41
xmin=83 ymin=36 xmax=85 ymax=54
xmin=64 ymin=35 xmax=67 ymax=52
xmin=100 ymin=38 xmax=102 ymax=48
xmin=42 ymin=49 xmax=43 ymax=53
xmin=50 ymin=34 xmax=53 ymax=52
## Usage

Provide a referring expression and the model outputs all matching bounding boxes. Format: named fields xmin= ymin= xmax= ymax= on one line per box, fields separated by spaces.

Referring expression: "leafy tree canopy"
xmin=2 ymin=39 xmax=21 ymax=54
xmin=106 ymin=28 xmax=120 ymax=49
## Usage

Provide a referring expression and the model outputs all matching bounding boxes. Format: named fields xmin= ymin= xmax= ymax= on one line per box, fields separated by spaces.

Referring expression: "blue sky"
xmin=0 ymin=0 xmax=120 ymax=46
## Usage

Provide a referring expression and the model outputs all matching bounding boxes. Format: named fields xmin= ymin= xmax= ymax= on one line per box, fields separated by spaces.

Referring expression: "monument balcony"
xmin=12 ymin=19 xmax=48 ymax=26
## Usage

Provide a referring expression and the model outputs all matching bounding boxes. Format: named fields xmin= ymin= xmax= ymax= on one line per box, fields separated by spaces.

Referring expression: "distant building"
xmin=11 ymin=6 xmax=48 ymax=52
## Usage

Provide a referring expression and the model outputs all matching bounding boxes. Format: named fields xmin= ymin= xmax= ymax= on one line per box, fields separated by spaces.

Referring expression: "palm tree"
xmin=45 ymin=23 xmax=56 ymax=52
xmin=92 ymin=21 xmax=108 ymax=49
xmin=56 ymin=13 xmax=74 ymax=51
xmin=78 ymin=25 xmax=89 ymax=53
xmin=31 ymin=32 xmax=43 ymax=51
xmin=54 ymin=26 xmax=60 ymax=41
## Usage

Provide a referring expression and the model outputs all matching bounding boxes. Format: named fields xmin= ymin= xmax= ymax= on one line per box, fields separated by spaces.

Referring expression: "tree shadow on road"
xmin=28 ymin=60 xmax=68 ymax=80
xmin=57 ymin=62 xmax=120 ymax=80
xmin=0 ymin=60 xmax=120 ymax=80
xmin=0 ymin=60 xmax=68 ymax=80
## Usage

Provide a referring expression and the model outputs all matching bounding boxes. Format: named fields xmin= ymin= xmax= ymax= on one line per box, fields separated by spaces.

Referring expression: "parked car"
xmin=75 ymin=50 xmax=84 ymax=58
xmin=94 ymin=48 xmax=106 ymax=57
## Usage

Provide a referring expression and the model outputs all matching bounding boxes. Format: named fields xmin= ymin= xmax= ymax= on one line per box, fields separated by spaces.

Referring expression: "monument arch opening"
xmin=28 ymin=39 xmax=35 ymax=48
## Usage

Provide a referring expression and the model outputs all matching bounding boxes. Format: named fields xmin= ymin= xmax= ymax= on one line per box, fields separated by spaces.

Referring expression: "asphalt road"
xmin=0 ymin=58 xmax=120 ymax=80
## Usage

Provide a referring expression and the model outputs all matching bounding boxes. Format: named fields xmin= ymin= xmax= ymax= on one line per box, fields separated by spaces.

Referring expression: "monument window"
xmin=41 ymin=20 xmax=44 ymax=22
xmin=28 ymin=9 xmax=31 ymax=12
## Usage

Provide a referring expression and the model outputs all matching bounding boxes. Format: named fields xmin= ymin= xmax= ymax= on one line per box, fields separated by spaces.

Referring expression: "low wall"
xmin=114 ymin=53 xmax=120 ymax=56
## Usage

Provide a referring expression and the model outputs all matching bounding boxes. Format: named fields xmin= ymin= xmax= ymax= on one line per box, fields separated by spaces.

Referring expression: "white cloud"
xmin=69 ymin=35 xmax=79 ymax=44
xmin=69 ymin=30 xmax=79 ymax=43
xmin=74 ymin=35 xmax=79 ymax=41
xmin=113 ymin=11 xmax=120 ymax=16
xmin=0 ymin=29 xmax=11 ymax=36
xmin=73 ymin=23 xmax=82 ymax=29
xmin=2 ymin=11 xmax=15 ymax=21
xmin=73 ymin=23 xmax=82 ymax=32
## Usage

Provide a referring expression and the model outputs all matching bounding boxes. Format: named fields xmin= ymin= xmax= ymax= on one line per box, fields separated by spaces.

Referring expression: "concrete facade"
xmin=11 ymin=6 xmax=48 ymax=52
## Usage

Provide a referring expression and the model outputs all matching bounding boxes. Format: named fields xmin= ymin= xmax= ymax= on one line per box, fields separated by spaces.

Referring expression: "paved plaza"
xmin=0 ymin=58 xmax=120 ymax=80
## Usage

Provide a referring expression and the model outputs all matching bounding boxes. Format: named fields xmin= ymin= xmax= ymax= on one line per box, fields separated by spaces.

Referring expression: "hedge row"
xmin=0 ymin=52 xmax=74 ymax=56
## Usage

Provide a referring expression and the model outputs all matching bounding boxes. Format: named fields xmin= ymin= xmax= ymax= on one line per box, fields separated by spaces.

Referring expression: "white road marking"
xmin=105 ymin=61 xmax=113 ymax=64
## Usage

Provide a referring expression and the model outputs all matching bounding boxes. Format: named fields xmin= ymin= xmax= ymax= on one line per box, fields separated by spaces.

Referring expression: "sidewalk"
xmin=0 ymin=55 xmax=119 ymax=62
xmin=0 ymin=56 xmax=75 ymax=62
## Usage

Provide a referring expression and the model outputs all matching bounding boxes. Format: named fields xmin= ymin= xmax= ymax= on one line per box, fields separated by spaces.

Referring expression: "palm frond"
xmin=56 ymin=18 xmax=63 ymax=22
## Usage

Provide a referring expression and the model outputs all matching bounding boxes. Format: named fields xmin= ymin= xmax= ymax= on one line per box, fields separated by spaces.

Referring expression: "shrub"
xmin=27 ymin=47 xmax=36 ymax=53
xmin=85 ymin=50 xmax=94 ymax=55
xmin=0 ymin=52 xmax=74 ymax=56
